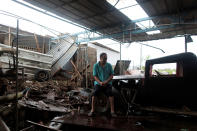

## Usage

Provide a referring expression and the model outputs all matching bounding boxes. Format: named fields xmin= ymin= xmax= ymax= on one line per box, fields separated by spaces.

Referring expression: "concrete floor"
xmin=52 ymin=111 xmax=197 ymax=131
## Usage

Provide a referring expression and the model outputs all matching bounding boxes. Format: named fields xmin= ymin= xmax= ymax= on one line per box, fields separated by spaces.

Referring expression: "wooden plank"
xmin=34 ymin=34 xmax=41 ymax=52
xmin=42 ymin=36 xmax=45 ymax=53
xmin=71 ymin=60 xmax=82 ymax=80
xmin=71 ymin=64 xmax=90 ymax=81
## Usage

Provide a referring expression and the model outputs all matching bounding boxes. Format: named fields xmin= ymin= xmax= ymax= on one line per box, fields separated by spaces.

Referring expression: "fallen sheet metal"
xmin=18 ymin=99 xmax=71 ymax=113
xmin=47 ymin=36 xmax=75 ymax=65
xmin=47 ymin=36 xmax=78 ymax=76
xmin=50 ymin=43 xmax=78 ymax=76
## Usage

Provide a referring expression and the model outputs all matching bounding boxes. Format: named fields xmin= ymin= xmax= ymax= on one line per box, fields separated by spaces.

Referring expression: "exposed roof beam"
xmin=125 ymin=27 xmax=197 ymax=42
xmin=52 ymin=9 xmax=197 ymax=40
xmin=76 ymin=24 xmax=176 ymax=43
xmin=51 ymin=14 xmax=177 ymax=40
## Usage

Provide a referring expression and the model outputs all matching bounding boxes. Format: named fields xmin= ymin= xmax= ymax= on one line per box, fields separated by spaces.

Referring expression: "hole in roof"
xmin=107 ymin=0 xmax=160 ymax=35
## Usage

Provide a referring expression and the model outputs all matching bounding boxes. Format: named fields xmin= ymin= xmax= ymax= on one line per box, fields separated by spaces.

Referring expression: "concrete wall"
xmin=88 ymin=43 xmax=120 ymax=66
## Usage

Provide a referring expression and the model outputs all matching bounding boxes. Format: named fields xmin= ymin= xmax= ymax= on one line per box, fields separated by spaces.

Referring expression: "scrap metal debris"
xmin=0 ymin=76 xmax=92 ymax=130
xmin=19 ymin=79 xmax=92 ymax=113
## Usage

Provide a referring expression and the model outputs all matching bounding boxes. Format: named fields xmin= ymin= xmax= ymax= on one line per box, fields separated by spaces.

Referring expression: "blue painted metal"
xmin=51 ymin=34 xmax=71 ymax=40
xmin=52 ymin=15 xmax=177 ymax=40
xmin=76 ymin=24 xmax=175 ymax=43
xmin=51 ymin=17 xmax=159 ymax=40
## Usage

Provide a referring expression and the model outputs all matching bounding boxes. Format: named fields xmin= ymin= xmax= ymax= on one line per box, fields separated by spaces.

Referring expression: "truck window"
xmin=151 ymin=63 xmax=177 ymax=77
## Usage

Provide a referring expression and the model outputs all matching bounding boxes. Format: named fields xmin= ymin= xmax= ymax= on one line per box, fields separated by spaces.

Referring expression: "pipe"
xmin=26 ymin=120 xmax=62 ymax=131
xmin=15 ymin=19 xmax=19 ymax=131
xmin=0 ymin=117 xmax=10 ymax=131
xmin=137 ymin=42 xmax=165 ymax=53
xmin=0 ymin=91 xmax=24 ymax=104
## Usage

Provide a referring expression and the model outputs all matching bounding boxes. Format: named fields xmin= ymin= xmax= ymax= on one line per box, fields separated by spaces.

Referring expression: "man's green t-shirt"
xmin=93 ymin=62 xmax=114 ymax=86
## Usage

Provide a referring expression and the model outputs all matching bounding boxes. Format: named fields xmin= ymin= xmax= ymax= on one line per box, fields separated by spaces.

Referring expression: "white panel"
xmin=88 ymin=43 xmax=120 ymax=66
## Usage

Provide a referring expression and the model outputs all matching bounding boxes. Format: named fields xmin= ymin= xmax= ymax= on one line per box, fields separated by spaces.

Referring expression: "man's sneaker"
xmin=111 ymin=112 xmax=117 ymax=117
xmin=88 ymin=111 xmax=95 ymax=117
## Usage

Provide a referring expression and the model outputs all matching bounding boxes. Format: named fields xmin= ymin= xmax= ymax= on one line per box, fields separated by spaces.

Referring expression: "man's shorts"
xmin=92 ymin=84 xmax=113 ymax=97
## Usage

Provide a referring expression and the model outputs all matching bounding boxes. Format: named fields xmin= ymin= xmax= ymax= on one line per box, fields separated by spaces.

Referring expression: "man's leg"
xmin=88 ymin=85 xmax=101 ymax=116
xmin=91 ymin=96 xmax=96 ymax=112
xmin=105 ymin=84 xmax=115 ymax=113
xmin=91 ymin=84 xmax=101 ymax=112
xmin=88 ymin=95 xmax=96 ymax=116
xmin=109 ymin=96 xmax=115 ymax=113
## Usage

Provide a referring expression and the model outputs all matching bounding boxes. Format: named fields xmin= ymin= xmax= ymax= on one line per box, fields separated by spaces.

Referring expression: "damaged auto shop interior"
xmin=1 ymin=0 xmax=197 ymax=131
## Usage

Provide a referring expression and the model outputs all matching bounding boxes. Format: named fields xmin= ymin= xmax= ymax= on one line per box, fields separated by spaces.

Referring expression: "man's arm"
xmin=103 ymin=63 xmax=114 ymax=85
xmin=93 ymin=64 xmax=104 ymax=86
xmin=103 ymin=74 xmax=113 ymax=85
xmin=94 ymin=76 xmax=103 ymax=85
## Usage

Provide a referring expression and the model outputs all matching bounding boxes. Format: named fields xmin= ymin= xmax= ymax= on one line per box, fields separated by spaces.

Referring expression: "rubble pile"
xmin=0 ymin=76 xmax=93 ymax=130
xmin=23 ymin=80 xmax=70 ymax=100
xmin=0 ymin=78 xmax=92 ymax=113
xmin=23 ymin=79 xmax=91 ymax=111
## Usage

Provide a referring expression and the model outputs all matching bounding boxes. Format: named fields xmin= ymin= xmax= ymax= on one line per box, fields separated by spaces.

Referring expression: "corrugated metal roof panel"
xmin=51 ymin=43 xmax=77 ymax=76
xmin=47 ymin=36 xmax=75 ymax=64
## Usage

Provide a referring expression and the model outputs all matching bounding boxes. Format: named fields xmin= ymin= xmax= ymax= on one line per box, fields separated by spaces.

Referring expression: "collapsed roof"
xmin=22 ymin=0 xmax=197 ymax=42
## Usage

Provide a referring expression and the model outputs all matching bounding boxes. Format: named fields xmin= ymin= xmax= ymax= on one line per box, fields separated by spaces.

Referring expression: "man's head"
xmin=100 ymin=52 xmax=107 ymax=64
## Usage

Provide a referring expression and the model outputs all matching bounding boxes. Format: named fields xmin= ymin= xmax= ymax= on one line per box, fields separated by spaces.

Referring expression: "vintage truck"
xmin=136 ymin=52 xmax=197 ymax=108
xmin=113 ymin=52 xmax=197 ymax=115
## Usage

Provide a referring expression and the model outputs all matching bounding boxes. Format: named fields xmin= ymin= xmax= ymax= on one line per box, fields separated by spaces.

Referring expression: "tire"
xmin=35 ymin=70 xmax=49 ymax=82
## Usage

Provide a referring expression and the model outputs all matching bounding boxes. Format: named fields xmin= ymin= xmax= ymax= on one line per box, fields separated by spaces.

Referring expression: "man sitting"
xmin=88 ymin=52 xmax=116 ymax=117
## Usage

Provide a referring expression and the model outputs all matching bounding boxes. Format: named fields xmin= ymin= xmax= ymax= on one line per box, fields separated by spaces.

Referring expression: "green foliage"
xmin=141 ymin=66 xmax=145 ymax=71
xmin=144 ymin=55 xmax=151 ymax=61
xmin=141 ymin=55 xmax=151 ymax=71
xmin=157 ymin=68 xmax=176 ymax=74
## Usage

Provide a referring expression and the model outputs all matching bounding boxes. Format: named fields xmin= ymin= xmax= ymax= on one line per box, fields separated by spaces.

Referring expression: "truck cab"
xmin=136 ymin=52 xmax=197 ymax=109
